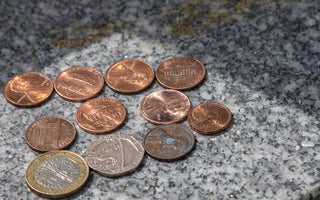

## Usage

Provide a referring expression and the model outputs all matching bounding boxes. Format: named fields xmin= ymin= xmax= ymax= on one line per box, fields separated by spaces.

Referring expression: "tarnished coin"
xmin=140 ymin=89 xmax=191 ymax=124
xmin=156 ymin=56 xmax=206 ymax=90
xmin=76 ymin=97 xmax=127 ymax=134
xmin=25 ymin=150 xmax=89 ymax=199
xmin=143 ymin=124 xmax=195 ymax=161
xmin=25 ymin=116 xmax=77 ymax=152
xmin=86 ymin=134 xmax=144 ymax=177
xmin=105 ymin=59 xmax=154 ymax=93
xmin=3 ymin=72 xmax=53 ymax=107
xmin=54 ymin=66 xmax=104 ymax=101
xmin=188 ymin=102 xmax=232 ymax=134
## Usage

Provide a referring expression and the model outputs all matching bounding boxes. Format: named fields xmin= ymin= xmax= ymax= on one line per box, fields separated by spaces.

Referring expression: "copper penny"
xmin=156 ymin=56 xmax=206 ymax=90
xmin=86 ymin=134 xmax=144 ymax=177
xmin=143 ymin=124 xmax=195 ymax=161
xmin=25 ymin=116 xmax=77 ymax=152
xmin=188 ymin=102 xmax=232 ymax=134
xmin=104 ymin=59 xmax=154 ymax=93
xmin=3 ymin=72 xmax=53 ymax=107
xmin=76 ymin=97 xmax=127 ymax=134
xmin=54 ymin=66 xmax=104 ymax=101
xmin=140 ymin=89 xmax=191 ymax=124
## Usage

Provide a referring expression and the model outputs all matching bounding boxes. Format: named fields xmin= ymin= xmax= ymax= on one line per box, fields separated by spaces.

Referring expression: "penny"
xmin=86 ymin=134 xmax=144 ymax=177
xmin=25 ymin=116 xmax=77 ymax=152
xmin=188 ymin=102 xmax=232 ymax=134
xmin=25 ymin=150 xmax=89 ymax=199
xmin=143 ymin=124 xmax=195 ymax=161
xmin=105 ymin=59 xmax=154 ymax=93
xmin=76 ymin=97 xmax=127 ymax=134
xmin=140 ymin=89 xmax=191 ymax=124
xmin=3 ymin=72 xmax=53 ymax=107
xmin=54 ymin=66 xmax=104 ymax=101
xmin=156 ymin=56 xmax=206 ymax=90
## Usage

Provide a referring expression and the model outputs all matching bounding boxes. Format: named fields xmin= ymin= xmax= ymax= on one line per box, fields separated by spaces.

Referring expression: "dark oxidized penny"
xmin=76 ymin=97 xmax=127 ymax=134
xmin=4 ymin=72 xmax=53 ymax=107
xmin=25 ymin=116 xmax=77 ymax=152
xmin=54 ymin=66 xmax=104 ymax=101
xmin=105 ymin=59 xmax=154 ymax=93
xmin=156 ymin=56 xmax=206 ymax=90
xmin=25 ymin=150 xmax=89 ymax=199
xmin=188 ymin=102 xmax=232 ymax=134
xmin=86 ymin=134 xmax=144 ymax=177
xmin=140 ymin=89 xmax=191 ymax=124
xmin=143 ymin=124 xmax=195 ymax=161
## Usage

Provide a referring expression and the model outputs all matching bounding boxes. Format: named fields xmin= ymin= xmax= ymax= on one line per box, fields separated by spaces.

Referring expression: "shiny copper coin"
xmin=104 ymin=59 xmax=154 ymax=93
xmin=156 ymin=56 xmax=206 ymax=90
xmin=86 ymin=134 xmax=144 ymax=177
xmin=143 ymin=124 xmax=195 ymax=161
xmin=25 ymin=116 xmax=77 ymax=152
xmin=140 ymin=89 xmax=191 ymax=124
xmin=3 ymin=72 xmax=53 ymax=107
xmin=188 ymin=102 xmax=232 ymax=134
xmin=54 ymin=66 xmax=104 ymax=101
xmin=76 ymin=97 xmax=127 ymax=134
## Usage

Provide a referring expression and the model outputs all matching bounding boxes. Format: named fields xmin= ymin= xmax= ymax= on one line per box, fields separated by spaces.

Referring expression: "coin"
xmin=25 ymin=116 xmax=77 ymax=152
xmin=54 ymin=66 xmax=104 ymax=101
xmin=143 ymin=124 xmax=195 ymax=161
xmin=105 ymin=59 xmax=154 ymax=93
xmin=188 ymin=102 xmax=232 ymax=134
xmin=156 ymin=56 xmax=206 ymax=90
xmin=76 ymin=97 xmax=127 ymax=134
xmin=25 ymin=150 xmax=89 ymax=199
xmin=140 ymin=89 xmax=191 ymax=124
xmin=86 ymin=134 xmax=144 ymax=177
xmin=3 ymin=72 xmax=53 ymax=107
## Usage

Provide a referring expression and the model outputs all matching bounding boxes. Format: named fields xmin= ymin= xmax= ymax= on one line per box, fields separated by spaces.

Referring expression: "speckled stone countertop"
xmin=1 ymin=0 xmax=319 ymax=199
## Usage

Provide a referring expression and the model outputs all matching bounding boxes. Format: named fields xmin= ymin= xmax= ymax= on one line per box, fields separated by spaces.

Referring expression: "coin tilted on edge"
xmin=25 ymin=150 xmax=89 ymax=199
xmin=105 ymin=59 xmax=154 ymax=93
xmin=54 ymin=66 xmax=104 ymax=101
xmin=188 ymin=102 xmax=232 ymax=134
xmin=25 ymin=116 xmax=77 ymax=152
xmin=4 ymin=72 xmax=53 ymax=107
xmin=86 ymin=134 xmax=144 ymax=177
xmin=143 ymin=124 xmax=195 ymax=161
xmin=76 ymin=97 xmax=127 ymax=134
xmin=156 ymin=56 xmax=206 ymax=90
xmin=140 ymin=89 xmax=191 ymax=124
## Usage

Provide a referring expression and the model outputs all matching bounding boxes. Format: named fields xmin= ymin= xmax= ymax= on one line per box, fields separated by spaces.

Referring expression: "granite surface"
xmin=0 ymin=0 xmax=320 ymax=199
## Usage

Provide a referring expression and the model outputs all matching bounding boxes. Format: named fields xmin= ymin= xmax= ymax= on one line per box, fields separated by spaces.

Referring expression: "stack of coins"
xmin=4 ymin=56 xmax=232 ymax=198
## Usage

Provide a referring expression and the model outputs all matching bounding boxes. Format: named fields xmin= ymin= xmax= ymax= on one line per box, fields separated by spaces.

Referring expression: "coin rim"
xmin=187 ymin=102 xmax=232 ymax=134
xmin=54 ymin=66 xmax=104 ymax=102
xmin=25 ymin=116 xmax=77 ymax=152
xmin=155 ymin=56 xmax=206 ymax=90
xmin=143 ymin=124 xmax=195 ymax=161
xmin=104 ymin=59 xmax=155 ymax=94
xmin=25 ymin=150 xmax=89 ymax=199
xmin=3 ymin=72 xmax=54 ymax=107
xmin=139 ymin=89 xmax=191 ymax=124
xmin=75 ymin=97 xmax=127 ymax=134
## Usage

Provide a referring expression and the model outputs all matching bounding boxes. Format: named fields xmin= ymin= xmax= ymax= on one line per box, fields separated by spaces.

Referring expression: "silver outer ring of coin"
xmin=86 ymin=134 xmax=145 ymax=177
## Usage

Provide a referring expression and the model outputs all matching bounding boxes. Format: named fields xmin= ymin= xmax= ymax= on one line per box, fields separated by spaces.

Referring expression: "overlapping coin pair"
xmin=4 ymin=56 xmax=232 ymax=198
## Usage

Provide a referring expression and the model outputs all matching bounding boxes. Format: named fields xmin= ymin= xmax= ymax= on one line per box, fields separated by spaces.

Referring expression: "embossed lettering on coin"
xmin=86 ymin=134 xmax=144 ymax=177
xmin=76 ymin=97 xmax=127 ymax=134
xmin=156 ymin=57 xmax=206 ymax=90
xmin=143 ymin=124 xmax=195 ymax=161
xmin=25 ymin=116 xmax=76 ymax=152
xmin=54 ymin=66 xmax=104 ymax=101
xmin=4 ymin=72 xmax=53 ymax=107
xmin=188 ymin=102 xmax=232 ymax=134
xmin=140 ymin=89 xmax=191 ymax=124
xmin=105 ymin=59 xmax=154 ymax=93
